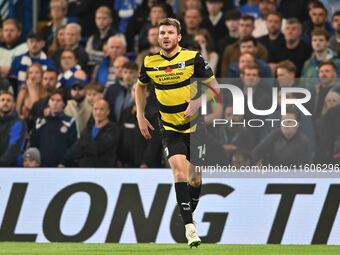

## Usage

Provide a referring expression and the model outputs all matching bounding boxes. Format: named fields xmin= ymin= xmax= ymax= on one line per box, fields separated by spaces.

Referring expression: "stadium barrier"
xmin=0 ymin=169 xmax=339 ymax=244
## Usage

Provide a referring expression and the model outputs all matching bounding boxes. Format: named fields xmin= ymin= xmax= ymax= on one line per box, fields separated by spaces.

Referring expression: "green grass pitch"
xmin=0 ymin=243 xmax=340 ymax=255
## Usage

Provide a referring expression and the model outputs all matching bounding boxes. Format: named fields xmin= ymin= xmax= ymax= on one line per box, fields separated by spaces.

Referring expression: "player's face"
xmin=158 ymin=25 xmax=181 ymax=52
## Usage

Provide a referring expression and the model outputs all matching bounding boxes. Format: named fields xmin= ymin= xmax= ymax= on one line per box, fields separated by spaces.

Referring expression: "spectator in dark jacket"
xmin=118 ymin=84 xmax=162 ymax=168
xmin=72 ymin=99 xmax=119 ymax=167
xmin=30 ymin=90 xmax=77 ymax=167
xmin=52 ymin=23 xmax=89 ymax=73
xmin=0 ymin=91 xmax=27 ymax=166
xmin=251 ymin=105 xmax=313 ymax=166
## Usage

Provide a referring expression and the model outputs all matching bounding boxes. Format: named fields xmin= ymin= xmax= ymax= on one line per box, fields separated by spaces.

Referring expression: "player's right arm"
xmin=136 ymin=61 xmax=154 ymax=140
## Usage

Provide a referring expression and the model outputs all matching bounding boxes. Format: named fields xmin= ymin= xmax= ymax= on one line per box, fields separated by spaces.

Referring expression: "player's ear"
xmin=177 ymin=34 xmax=182 ymax=43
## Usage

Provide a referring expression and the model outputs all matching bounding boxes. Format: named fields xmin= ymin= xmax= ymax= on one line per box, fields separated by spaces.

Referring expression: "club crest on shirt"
xmin=178 ymin=61 xmax=185 ymax=70
xmin=60 ymin=126 xmax=68 ymax=133
xmin=204 ymin=60 xmax=209 ymax=70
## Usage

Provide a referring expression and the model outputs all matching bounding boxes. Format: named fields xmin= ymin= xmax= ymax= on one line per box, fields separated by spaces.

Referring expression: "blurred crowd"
xmin=0 ymin=0 xmax=339 ymax=168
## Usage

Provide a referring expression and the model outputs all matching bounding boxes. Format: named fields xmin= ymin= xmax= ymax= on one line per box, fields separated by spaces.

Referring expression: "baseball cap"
xmin=71 ymin=79 xmax=86 ymax=89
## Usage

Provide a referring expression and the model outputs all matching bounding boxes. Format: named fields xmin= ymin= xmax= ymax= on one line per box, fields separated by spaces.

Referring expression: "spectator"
xmin=23 ymin=147 xmax=41 ymax=167
xmin=137 ymin=3 xmax=167 ymax=52
xmin=52 ymin=23 xmax=89 ymax=72
xmin=277 ymin=0 xmax=309 ymax=23
xmin=30 ymin=89 xmax=77 ymax=167
xmin=47 ymin=25 xmax=66 ymax=58
xmin=9 ymin=32 xmax=55 ymax=89
xmin=306 ymin=61 xmax=339 ymax=119
xmin=118 ymin=84 xmax=162 ymax=167
xmin=66 ymin=0 xmax=100 ymax=38
xmin=30 ymin=69 xmax=59 ymax=126
xmin=231 ymin=150 xmax=252 ymax=168
xmin=264 ymin=91 xmax=316 ymax=152
xmin=228 ymin=52 xmax=257 ymax=78
xmin=275 ymin=60 xmax=297 ymax=87
xmin=85 ymin=82 xmax=104 ymax=107
xmin=253 ymin=0 xmax=282 ymax=38
xmin=329 ymin=11 xmax=340 ymax=57
xmin=226 ymin=36 xmax=271 ymax=78
xmin=57 ymin=49 xmax=87 ymax=97
xmin=0 ymin=91 xmax=27 ymax=166
xmin=181 ymin=8 xmax=203 ymax=48
xmin=220 ymin=14 xmax=268 ymax=77
xmin=301 ymin=28 xmax=340 ymax=82
xmin=105 ymin=61 xmax=138 ymax=122
xmin=125 ymin=0 xmax=174 ymax=52
xmin=322 ymin=90 xmax=340 ymax=115
xmin=64 ymin=81 xmax=92 ymax=136
xmin=216 ymin=9 xmax=241 ymax=57
xmin=115 ymin=0 xmax=138 ymax=33
xmin=40 ymin=0 xmax=68 ymax=50
xmin=178 ymin=0 xmax=202 ymax=20
xmin=72 ymin=99 xmax=120 ymax=167
xmin=217 ymin=105 xmax=258 ymax=164
xmin=86 ymin=6 xmax=117 ymax=69
xmin=95 ymin=35 xmax=127 ymax=88
xmin=269 ymin=18 xmax=312 ymax=76
xmin=135 ymin=26 xmax=160 ymax=68
xmin=302 ymin=1 xmax=334 ymax=43
xmin=201 ymin=0 xmax=227 ymax=45
xmin=258 ymin=11 xmax=285 ymax=56
xmin=251 ymin=105 xmax=313 ymax=166
xmin=315 ymin=102 xmax=340 ymax=163
xmin=194 ymin=29 xmax=218 ymax=73
xmin=16 ymin=64 xmax=47 ymax=121
xmin=0 ymin=19 xmax=28 ymax=77
xmin=241 ymin=64 xmax=272 ymax=120
xmin=240 ymin=0 xmax=260 ymax=18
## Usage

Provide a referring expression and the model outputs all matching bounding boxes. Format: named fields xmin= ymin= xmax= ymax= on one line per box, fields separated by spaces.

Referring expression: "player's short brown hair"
xmin=158 ymin=18 xmax=181 ymax=34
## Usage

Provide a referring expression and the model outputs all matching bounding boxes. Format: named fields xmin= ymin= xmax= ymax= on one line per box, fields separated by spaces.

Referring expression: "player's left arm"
xmin=184 ymin=53 xmax=220 ymax=118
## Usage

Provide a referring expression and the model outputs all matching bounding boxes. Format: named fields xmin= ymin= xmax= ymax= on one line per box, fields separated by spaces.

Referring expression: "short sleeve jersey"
xmin=138 ymin=47 xmax=215 ymax=133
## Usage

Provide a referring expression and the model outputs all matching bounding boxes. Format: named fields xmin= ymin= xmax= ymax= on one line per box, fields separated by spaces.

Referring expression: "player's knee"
xmin=173 ymin=168 xmax=187 ymax=181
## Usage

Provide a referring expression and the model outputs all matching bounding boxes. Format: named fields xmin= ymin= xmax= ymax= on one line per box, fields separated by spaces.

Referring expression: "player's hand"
xmin=184 ymin=98 xmax=201 ymax=118
xmin=137 ymin=114 xmax=154 ymax=140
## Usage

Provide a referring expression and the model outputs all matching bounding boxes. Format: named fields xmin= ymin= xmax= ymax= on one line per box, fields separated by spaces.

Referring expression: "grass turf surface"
xmin=0 ymin=243 xmax=340 ymax=255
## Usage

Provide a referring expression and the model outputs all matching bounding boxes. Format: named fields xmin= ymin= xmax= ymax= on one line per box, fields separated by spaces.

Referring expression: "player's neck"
xmin=161 ymin=45 xmax=180 ymax=58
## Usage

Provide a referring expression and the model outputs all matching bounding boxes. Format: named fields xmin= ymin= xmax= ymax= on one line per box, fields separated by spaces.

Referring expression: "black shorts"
xmin=160 ymin=125 xmax=207 ymax=166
